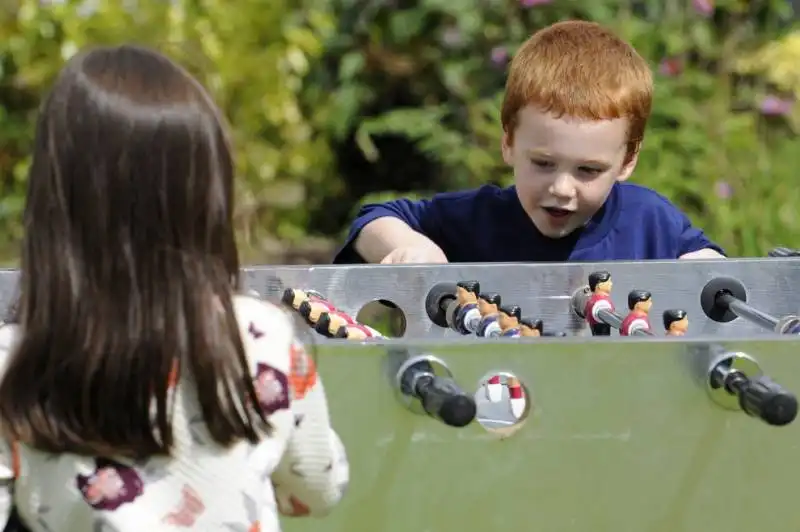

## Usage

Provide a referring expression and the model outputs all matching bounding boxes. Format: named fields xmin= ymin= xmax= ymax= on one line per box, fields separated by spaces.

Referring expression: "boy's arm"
xmin=333 ymin=198 xmax=444 ymax=264
xmin=356 ymin=217 xmax=444 ymax=264
xmin=673 ymin=209 xmax=726 ymax=259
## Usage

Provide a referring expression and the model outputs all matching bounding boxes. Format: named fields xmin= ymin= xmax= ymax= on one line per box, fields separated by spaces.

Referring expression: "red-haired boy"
xmin=334 ymin=21 xmax=725 ymax=264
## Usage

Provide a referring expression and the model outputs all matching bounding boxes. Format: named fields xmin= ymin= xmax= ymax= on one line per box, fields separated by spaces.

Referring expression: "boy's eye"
xmin=531 ymin=160 xmax=554 ymax=169
xmin=578 ymin=166 xmax=603 ymax=175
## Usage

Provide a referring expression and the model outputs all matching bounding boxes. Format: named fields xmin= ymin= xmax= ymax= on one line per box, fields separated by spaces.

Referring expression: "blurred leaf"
xmin=339 ymin=51 xmax=365 ymax=81
xmin=388 ymin=10 xmax=427 ymax=45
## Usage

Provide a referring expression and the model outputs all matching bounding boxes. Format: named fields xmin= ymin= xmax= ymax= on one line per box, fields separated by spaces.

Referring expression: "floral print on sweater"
xmin=0 ymin=296 xmax=349 ymax=531
xmin=76 ymin=459 xmax=145 ymax=511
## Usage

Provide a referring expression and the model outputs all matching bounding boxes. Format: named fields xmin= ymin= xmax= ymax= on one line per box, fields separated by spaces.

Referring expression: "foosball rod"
xmin=700 ymin=277 xmax=800 ymax=334
xmin=768 ymin=247 xmax=800 ymax=257
xmin=281 ymin=288 xmax=476 ymax=428
xmin=718 ymin=294 xmax=778 ymax=330
xmin=281 ymin=288 xmax=384 ymax=339
xmin=594 ymin=307 xmax=654 ymax=336
xmin=570 ymin=283 xmax=655 ymax=337
xmin=424 ymin=281 xmax=560 ymax=337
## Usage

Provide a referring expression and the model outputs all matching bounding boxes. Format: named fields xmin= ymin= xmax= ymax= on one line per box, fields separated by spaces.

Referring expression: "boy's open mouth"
xmin=542 ymin=207 xmax=573 ymax=219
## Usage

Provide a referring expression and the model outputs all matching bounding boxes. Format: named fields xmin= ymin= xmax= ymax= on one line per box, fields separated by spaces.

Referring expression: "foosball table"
xmin=6 ymin=258 xmax=800 ymax=531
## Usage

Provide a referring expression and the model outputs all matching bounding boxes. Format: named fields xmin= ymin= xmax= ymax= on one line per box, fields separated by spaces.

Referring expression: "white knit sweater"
xmin=0 ymin=296 xmax=349 ymax=531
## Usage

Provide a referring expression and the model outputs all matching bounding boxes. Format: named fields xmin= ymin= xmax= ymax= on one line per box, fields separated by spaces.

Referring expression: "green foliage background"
xmin=1 ymin=0 xmax=800 ymax=263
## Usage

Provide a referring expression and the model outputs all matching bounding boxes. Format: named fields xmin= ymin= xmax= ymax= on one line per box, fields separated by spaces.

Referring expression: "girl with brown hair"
xmin=0 ymin=44 xmax=347 ymax=531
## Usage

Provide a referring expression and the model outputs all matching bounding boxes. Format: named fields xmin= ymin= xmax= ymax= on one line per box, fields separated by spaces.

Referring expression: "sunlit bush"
xmin=0 ymin=0 xmax=337 ymax=263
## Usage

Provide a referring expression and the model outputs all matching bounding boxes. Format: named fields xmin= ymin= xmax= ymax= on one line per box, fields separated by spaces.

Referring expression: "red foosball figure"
xmin=620 ymin=290 xmax=652 ymax=336
xmin=584 ymin=271 xmax=614 ymax=336
xmin=298 ymin=301 xmax=342 ymax=326
xmin=284 ymin=288 xmax=337 ymax=326
xmin=506 ymin=376 xmax=526 ymax=419
xmin=485 ymin=374 xmax=502 ymax=403
xmin=663 ymin=309 xmax=688 ymax=336
xmin=316 ymin=312 xmax=374 ymax=340
xmin=284 ymin=288 xmax=327 ymax=310
xmin=520 ymin=317 xmax=543 ymax=337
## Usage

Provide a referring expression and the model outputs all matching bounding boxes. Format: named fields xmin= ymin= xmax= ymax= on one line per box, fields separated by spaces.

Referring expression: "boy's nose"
xmin=549 ymin=173 xmax=576 ymax=199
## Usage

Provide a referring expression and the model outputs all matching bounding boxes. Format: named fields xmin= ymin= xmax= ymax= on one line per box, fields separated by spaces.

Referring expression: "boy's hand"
xmin=380 ymin=245 xmax=448 ymax=264
xmin=679 ymin=249 xmax=725 ymax=259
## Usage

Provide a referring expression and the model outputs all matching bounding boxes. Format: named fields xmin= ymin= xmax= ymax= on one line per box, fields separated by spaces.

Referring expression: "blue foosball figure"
xmin=452 ymin=280 xmax=482 ymax=334
xmin=475 ymin=292 xmax=502 ymax=337
xmin=497 ymin=305 xmax=522 ymax=337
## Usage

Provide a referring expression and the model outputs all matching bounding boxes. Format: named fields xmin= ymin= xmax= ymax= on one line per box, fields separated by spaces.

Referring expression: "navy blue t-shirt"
xmin=333 ymin=183 xmax=724 ymax=263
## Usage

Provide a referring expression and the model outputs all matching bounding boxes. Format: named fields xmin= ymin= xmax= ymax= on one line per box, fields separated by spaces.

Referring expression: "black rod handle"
xmin=399 ymin=359 xmax=476 ymax=427
xmin=724 ymin=371 xmax=798 ymax=426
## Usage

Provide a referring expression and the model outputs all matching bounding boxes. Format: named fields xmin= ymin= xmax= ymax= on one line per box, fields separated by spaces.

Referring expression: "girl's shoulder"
xmin=232 ymin=294 xmax=296 ymax=365
xmin=233 ymin=293 xmax=293 ymax=331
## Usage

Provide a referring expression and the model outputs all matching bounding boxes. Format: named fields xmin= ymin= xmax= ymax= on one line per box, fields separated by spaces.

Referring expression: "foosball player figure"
xmin=497 ymin=305 xmax=522 ymax=337
xmin=620 ymin=290 xmax=653 ymax=336
xmin=297 ymin=299 xmax=340 ymax=327
xmin=314 ymin=312 xmax=338 ymax=338
xmin=506 ymin=376 xmax=526 ymax=419
xmin=315 ymin=312 xmax=374 ymax=340
xmin=663 ymin=309 xmax=688 ymax=336
xmin=283 ymin=288 xmax=326 ymax=310
xmin=284 ymin=288 xmax=337 ymax=326
xmin=453 ymin=280 xmax=482 ymax=334
xmin=584 ymin=271 xmax=614 ymax=336
xmin=476 ymin=292 xmax=502 ymax=337
xmin=520 ymin=318 xmax=543 ymax=337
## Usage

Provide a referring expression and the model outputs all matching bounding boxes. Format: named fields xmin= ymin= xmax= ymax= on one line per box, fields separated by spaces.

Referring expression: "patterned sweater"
xmin=0 ymin=296 xmax=349 ymax=531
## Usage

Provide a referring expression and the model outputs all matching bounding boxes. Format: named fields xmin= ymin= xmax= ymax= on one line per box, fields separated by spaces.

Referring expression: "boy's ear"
xmin=501 ymin=131 xmax=514 ymax=166
xmin=617 ymin=145 xmax=640 ymax=182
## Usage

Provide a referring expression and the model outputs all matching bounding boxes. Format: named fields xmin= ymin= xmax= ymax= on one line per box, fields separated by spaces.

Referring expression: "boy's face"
xmin=502 ymin=106 xmax=638 ymax=238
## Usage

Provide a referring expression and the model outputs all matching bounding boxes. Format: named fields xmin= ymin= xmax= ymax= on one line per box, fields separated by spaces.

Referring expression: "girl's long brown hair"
xmin=0 ymin=45 xmax=268 ymax=459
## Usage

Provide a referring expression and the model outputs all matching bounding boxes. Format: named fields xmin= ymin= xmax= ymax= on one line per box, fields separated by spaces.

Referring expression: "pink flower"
xmin=491 ymin=47 xmax=509 ymax=65
xmin=760 ymin=96 xmax=793 ymax=116
xmin=692 ymin=0 xmax=714 ymax=17
xmin=714 ymin=181 xmax=732 ymax=200
xmin=658 ymin=58 xmax=683 ymax=77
